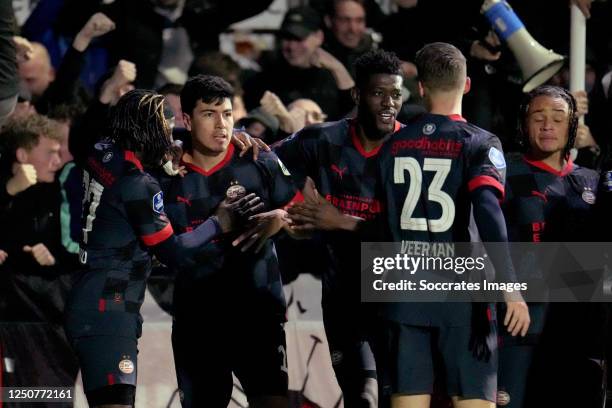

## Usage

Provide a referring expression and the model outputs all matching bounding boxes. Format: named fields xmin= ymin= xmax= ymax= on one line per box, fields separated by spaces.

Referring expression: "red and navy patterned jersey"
xmin=502 ymin=155 xmax=600 ymax=338
xmin=376 ymin=113 xmax=505 ymax=326
xmin=274 ymin=119 xmax=402 ymax=308
xmin=160 ymin=144 xmax=298 ymax=322
xmin=67 ymin=142 xmax=175 ymax=338
xmin=503 ymin=154 xmax=599 ymax=243
xmin=378 ymin=113 xmax=506 ymax=243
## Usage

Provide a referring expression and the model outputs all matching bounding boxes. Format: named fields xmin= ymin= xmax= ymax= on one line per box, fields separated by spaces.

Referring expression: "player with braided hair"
xmin=65 ymin=89 xmax=263 ymax=408
xmin=499 ymin=85 xmax=602 ymax=407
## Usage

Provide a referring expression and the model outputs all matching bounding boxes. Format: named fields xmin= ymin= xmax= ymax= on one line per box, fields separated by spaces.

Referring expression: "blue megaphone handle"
xmin=483 ymin=1 xmax=525 ymax=41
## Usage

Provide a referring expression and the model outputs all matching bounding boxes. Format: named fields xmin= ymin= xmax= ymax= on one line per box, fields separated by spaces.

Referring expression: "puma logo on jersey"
xmin=331 ymin=164 xmax=347 ymax=180
xmin=531 ymin=190 xmax=548 ymax=202
xmin=177 ymin=195 xmax=192 ymax=206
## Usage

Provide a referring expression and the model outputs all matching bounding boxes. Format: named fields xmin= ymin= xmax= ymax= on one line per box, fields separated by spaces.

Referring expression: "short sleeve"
xmin=466 ymin=132 xmax=506 ymax=200
xmin=122 ymin=174 xmax=174 ymax=247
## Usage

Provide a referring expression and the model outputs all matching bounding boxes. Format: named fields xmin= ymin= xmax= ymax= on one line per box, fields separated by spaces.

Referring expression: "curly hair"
xmin=110 ymin=89 xmax=171 ymax=167
xmin=353 ymin=48 xmax=403 ymax=90
xmin=517 ymin=85 xmax=578 ymax=156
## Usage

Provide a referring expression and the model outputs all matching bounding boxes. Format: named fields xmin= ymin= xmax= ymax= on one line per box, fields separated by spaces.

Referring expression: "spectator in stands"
xmin=323 ymin=0 xmax=375 ymax=78
xmin=19 ymin=12 xmax=116 ymax=115
xmin=18 ymin=42 xmax=54 ymax=101
xmin=0 ymin=113 xmax=79 ymax=397
xmin=258 ymin=91 xmax=327 ymax=142
xmin=243 ymin=6 xmax=355 ymax=120
xmin=236 ymin=107 xmax=280 ymax=143
xmin=158 ymin=83 xmax=185 ymax=129
xmin=0 ymin=1 xmax=18 ymax=126
xmin=288 ymin=98 xmax=327 ymax=127
xmin=53 ymin=0 xmax=274 ymax=89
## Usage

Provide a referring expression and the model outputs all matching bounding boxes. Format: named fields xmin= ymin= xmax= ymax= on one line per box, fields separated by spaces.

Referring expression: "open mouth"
xmin=378 ymin=111 xmax=395 ymax=123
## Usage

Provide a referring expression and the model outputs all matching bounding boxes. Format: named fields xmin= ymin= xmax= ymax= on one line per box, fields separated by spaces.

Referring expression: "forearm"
xmin=152 ymin=217 xmax=221 ymax=269
xmin=471 ymin=187 xmax=518 ymax=283
xmin=327 ymin=63 xmax=355 ymax=90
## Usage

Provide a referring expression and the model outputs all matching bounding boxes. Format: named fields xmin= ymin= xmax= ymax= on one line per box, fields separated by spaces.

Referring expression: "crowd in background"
xmin=0 ymin=0 xmax=611 ymax=405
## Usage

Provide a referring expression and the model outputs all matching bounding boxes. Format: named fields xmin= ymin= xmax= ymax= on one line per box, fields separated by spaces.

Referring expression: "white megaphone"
xmin=482 ymin=0 xmax=566 ymax=92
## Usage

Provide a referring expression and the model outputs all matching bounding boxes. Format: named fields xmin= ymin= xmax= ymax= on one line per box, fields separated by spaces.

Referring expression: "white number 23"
xmin=393 ymin=157 xmax=455 ymax=232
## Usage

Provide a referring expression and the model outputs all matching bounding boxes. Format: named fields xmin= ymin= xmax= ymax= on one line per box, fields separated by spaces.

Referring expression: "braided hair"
xmin=110 ymin=89 xmax=172 ymax=167
xmin=517 ymin=85 xmax=578 ymax=157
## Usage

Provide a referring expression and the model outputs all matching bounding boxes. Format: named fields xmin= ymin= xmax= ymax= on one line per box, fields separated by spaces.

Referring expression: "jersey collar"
xmin=124 ymin=151 xmax=143 ymax=171
xmin=448 ymin=114 xmax=467 ymax=122
xmin=523 ymin=154 xmax=573 ymax=177
xmin=350 ymin=119 xmax=401 ymax=158
xmin=182 ymin=144 xmax=235 ymax=176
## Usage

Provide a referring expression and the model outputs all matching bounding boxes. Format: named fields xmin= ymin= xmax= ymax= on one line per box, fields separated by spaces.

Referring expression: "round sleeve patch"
xmin=488 ymin=147 xmax=506 ymax=169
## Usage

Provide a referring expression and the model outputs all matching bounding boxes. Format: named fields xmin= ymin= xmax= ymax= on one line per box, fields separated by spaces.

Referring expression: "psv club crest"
xmin=226 ymin=181 xmax=246 ymax=200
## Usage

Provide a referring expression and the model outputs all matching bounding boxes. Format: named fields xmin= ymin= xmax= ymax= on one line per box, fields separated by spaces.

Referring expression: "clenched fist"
xmin=74 ymin=13 xmax=116 ymax=52
xmin=99 ymin=60 xmax=137 ymax=105
xmin=6 ymin=163 xmax=37 ymax=196
xmin=23 ymin=243 xmax=56 ymax=266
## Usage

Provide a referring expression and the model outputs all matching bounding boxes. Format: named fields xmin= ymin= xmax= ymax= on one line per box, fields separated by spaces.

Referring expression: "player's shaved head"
xmin=415 ymin=42 xmax=466 ymax=93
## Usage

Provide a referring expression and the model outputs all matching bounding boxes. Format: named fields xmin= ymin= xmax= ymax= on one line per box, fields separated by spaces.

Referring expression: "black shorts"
xmin=373 ymin=319 xmax=497 ymax=402
xmin=71 ymin=335 xmax=138 ymax=405
xmin=172 ymin=317 xmax=288 ymax=408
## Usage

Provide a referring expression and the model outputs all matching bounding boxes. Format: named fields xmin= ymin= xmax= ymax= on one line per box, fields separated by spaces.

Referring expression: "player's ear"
xmin=15 ymin=147 xmax=28 ymax=164
xmin=351 ymin=87 xmax=360 ymax=106
xmin=417 ymin=81 xmax=425 ymax=98
xmin=182 ymin=113 xmax=192 ymax=131
xmin=464 ymin=77 xmax=471 ymax=95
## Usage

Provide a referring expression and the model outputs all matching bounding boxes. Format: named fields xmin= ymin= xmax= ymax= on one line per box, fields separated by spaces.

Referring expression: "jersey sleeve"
xmin=466 ymin=132 xmax=506 ymax=199
xmin=258 ymin=151 xmax=301 ymax=209
xmin=272 ymin=128 xmax=320 ymax=188
xmin=121 ymin=174 xmax=174 ymax=247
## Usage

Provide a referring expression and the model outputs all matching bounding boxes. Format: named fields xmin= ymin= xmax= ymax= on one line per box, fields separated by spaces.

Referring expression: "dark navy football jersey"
xmin=67 ymin=142 xmax=175 ymax=338
xmin=503 ymin=155 xmax=599 ymax=243
xmin=378 ymin=113 xmax=505 ymax=243
xmin=502 ymin=155 xmax=600 ymax=337
xmin=160 ymin=144 xmax=298 ymax=322
xmin=274 ymin=118 xmax=402 ymax=308
xmin=376 ymin=114 xmax=506 ymax=325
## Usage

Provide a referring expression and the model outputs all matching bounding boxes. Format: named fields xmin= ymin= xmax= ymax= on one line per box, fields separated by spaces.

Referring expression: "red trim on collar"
xmin=183 ymin=144 xmax=235 ymax=176
xmin=523 ymin=155 xmax=573 ymax=177
xmin=124 ymin=151 xmax=143 ymax=170
xmin=350 ymin=120 xmax=400 ymax=158
xmin=448 ymin=114 xmax=467 ymax=122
